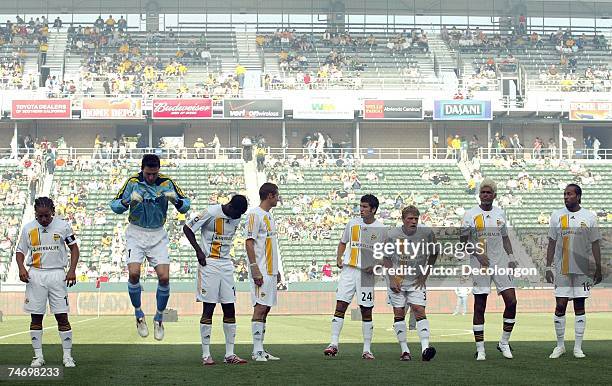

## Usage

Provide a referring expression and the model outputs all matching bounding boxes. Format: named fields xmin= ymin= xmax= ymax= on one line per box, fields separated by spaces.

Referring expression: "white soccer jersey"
xmin=341 ymin=218 xmax=387 ymax=269
xmin=385 ymin=225 xmax=435 ymax=288
xmin=186 ymin=204 xmax=241 ymax=260
xmin=461 ymin=206 xmax=508 ymax=263
xmin=17 ymin=217 xmax=76 ymax=270
xmin=245 ymin=206 xmax=279 ymax=275
xmin=548 ymin=207 xmax=600 ymax=275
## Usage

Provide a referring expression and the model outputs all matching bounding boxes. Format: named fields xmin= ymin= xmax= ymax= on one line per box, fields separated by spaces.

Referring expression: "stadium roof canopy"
xmin=8 ymin=0 xmax=612 ymax=19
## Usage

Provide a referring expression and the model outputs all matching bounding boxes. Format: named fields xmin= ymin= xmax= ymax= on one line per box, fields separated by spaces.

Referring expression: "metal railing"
xmin=526 ymin=79 xmax=612 ymax=92
xmin=477 ymin=147 xmax=612 ymax=160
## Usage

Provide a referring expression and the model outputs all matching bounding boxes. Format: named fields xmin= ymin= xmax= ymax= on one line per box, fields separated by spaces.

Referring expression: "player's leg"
xmin=25 ymin=269 xmax=46 ymax=366
xmin=549 ymin=297 xmax=569 ymax=358
xmin=497 ymin=288 xmax=517 ymax=359
xmin=251 ymin=303 xmax=268 ymax=361
xmin=221 ymin=303 xmax=247 ymax=364
xmin=473 ymin=293 xmax=488 ymax=360
xmin=47 ymin=269 xmax=75 ymax=367
xmin=411 ymin=301 xmax=436 ymax=361
xmin=200 ymin=302 xmax=216 ymax=365
xmin=325 ymin=300 xmax=349 ymax=356
xmin=392 ymin=305 xmax=410 ymax=360
xmin=260 ymin=305 xmax=279 ymax=360
xmin=29 ymin=314 xmax=45 ymax=366
xmin=55 ymin=313 xmax=75 ymax=367
xmin=360 ymin=305 xmax=374 ymax=359
xmin=152 ymin=263 xmax=170 ymax=340
xmin=572 ymin=297 xmax=587 ymax=357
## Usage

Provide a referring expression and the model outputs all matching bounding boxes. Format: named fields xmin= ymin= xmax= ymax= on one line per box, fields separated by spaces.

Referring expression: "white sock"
xmin=252 ymin=321 xmax=264 ymax=353
xmin=393 ymin=320 xmax=409 ymax=353
xmin=261 ymin=323 xmax=267 ymax=352
xmin=554 ymin=315 xmax=566 ymax=348
xmin=473 ymin=324 xmax=485 ymax=353
xmin=574 ymin=315 xmax=586 ymax=351
xmin=362 ymin=321 xmax=373 ymax=353
xmin=30 ymin=330 xmax=43 ymax=358
xmin=200 ymin=323 xmax=212 ymax=358
xmin=417 ymin=319 xmax=430 ymax=353
xmin=223 ymin=323 xmax=236 ymax=357
xmin=59 ymin=330 xmax=73 ymax=358
xmin=330 ymin=316 xmax=344 ymax=346
xmin=500 ymin=318 xmax=515 ymax=345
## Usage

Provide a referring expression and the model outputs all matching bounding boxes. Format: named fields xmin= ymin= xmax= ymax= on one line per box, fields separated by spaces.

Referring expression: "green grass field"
xmin=1 ymin=313 xmax=610 ymax=385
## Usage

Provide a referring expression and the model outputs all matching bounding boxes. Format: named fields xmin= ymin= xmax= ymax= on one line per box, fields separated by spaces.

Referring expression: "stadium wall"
xmin=2 ymin=289 xmax=611 ymax=315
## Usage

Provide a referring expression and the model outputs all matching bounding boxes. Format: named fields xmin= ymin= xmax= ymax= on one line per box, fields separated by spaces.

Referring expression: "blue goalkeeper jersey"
xmin=110 ymin=171 xmax=190 ymax=229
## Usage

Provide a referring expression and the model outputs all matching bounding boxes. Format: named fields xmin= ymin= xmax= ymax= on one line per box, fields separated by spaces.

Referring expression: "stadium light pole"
xmin=429 ymin=121 xmax=433 ymax=159
xmin=355 ymin=120 xmax=360 ymax=159
xmin=558 ymin=122 xmax=563 ymax=160
xmin=487 ymin=121 xmax=491 ymax=159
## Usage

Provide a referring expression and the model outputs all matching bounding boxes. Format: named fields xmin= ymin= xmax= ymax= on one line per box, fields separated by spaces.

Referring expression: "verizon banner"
xmin=363 ymin=99 xmax=423 ymax=120
xmin=11 ymin=99 xmax=71 ymax=119
xmin=223 ymin=99 xmax=283 ymax=119
xmin=81 ymin=98 xmax=143 ymax=120
xmin=152 ymin=98 xmax=213 ymax=119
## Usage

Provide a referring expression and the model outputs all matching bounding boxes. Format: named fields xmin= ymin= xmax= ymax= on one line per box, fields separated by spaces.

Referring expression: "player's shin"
xmin=127 ymin=282 xmax=144 ymax=318
xmin=200 ymin=316 xmax=213 ymax=358
xmin=29 ymin=321 xmax=44 ymax=359
xmin=553 ymin=314 xmax=566 ymax=348
xmin=362 ymin=317 xmax=373 ymax=353
xmin=252 ymin=319 xmax=265 ymax=353
xmin=574 ymin=314 xmax=586 ymax=351
xmin=473 ymin=324 xmax=485 ymax=352
xmin=416 ymin=318 xmax=430 ymax=353
xmin=500 ymin=318 xmax=515 ymax=345
xmin=223 ymin=317 xmax=237 ymax=357
xmin=154 ymin=283 xmax=170 ymax=322
xmin=59 ymin=328 xmax=73 ymax=359
xmin=393 ymin=317 xmax=409 ymax=353
xmin=330 ymin=309 xmax=345 ymax=346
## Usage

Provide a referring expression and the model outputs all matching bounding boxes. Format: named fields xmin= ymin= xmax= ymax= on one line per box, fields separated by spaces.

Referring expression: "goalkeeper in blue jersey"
xmin=110 ymin=154 xmax=190 ymax=340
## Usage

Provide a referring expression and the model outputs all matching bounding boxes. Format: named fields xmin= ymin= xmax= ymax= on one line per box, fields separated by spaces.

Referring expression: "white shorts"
xmin=554 ymin=271 xmax=592 ymax=299
xmin=470 ymin=257 xmax=515 ymax=295
xmin=125 ymin=224 xmax=170 ymax=267
xmin=336 ymin=266 xmax=375 ymax=307
xmin=24 ymin=268 xmax=69 ymax=315
xmin=387 ymin=287 xmax=427 ymax=308
xmin=250 ymin=274 xmax=278 ymax=307
xmin=196 ymin=259 xmax=236 ymax=304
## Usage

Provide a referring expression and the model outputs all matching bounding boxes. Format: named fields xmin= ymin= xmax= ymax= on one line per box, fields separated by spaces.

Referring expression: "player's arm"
xmin=502 ymin=236 xmax=516 ymax=268
xmin=110 ymin=179 xmax=137 ymax=213
xmin=66 ymin=243 xmax=79 ymax=287
xmin=592 ymin=240 xmax=602 ymax=285
xmin=15 ymin=227 xmax=29 ymax=283
xmin=336 ymin=241 xmax=346 ymax=269
xmin=545 ymin=213 xmax=558 ymax=283
xmin=183 ymin=225 xmax=207 ymax=266
xmin=245 ymin=213 xmax=263 ymax=286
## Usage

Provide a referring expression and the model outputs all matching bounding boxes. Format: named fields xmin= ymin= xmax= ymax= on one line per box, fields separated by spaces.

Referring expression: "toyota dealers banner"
xmin=223 ymin=99 xmax=283 ymax=119
xmin=433 ymin=100 xmax=492 ymax=120
xmin=153 ymin=98 xmax=213 ymax=119
xmin=293 ymin=97 xmax=354 ymax=119
xmin=81 ymin=98 xmax=143 ymax=119
xmin=569 ymin=102 xmax=612 ymax=121
xmin=363 ymin=99 xmax=423 ymax=120
xmin=11 ymin=99 xmax=71 ymax=119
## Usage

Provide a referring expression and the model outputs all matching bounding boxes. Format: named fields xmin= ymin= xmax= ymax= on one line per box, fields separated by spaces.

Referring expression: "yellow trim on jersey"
xmin=474 ymin=214 xmax=487 ymax=257
xmin=561 ymin=214 xmax=570 ymax=275
xmin=349 ymin=224 xmax=360 ymax=267
xmin=197 ymin=266 xmax=203 ymax=295
xmin=159 ymin=174 xmax=186 ymax=197
xmin=263 ymin=216 xmax=273 ymax=275
xmin=210 ymin=217 xmax=224 ymax=258
xmin=247 ymin=214 xmax=255 ymax=234
xmin=30 ymin=228 xmax=41 ymax=268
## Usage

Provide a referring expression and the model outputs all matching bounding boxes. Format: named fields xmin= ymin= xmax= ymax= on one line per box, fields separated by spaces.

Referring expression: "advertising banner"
xmin=363 ymin=99 xmax=423 ymax=120
xmin=569 ymin=102 xmax=612 ymax=121
xmin=11 ymin=99 xmax=71 ymax=119
xmin=223 ymin=99 xmax=283 ymax=119
xmin=293 ymin=97 xmax=354 ymax=119
xmin=81 ymin=98 xmax=143 ymax=119
xmin=152 ymin=98 xmax=213 ymax=119
xmin=433 ymin=100 xmax=492 ymax=120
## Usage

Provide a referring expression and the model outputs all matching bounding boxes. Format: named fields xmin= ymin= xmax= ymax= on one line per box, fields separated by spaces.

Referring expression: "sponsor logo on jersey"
xmin=580 ymin=221 xmax=588 ymax=228
xmin=260 ymin=292 xmax=266 ymax=298
xmin=53 ymin=234 xmax=61 ymax=241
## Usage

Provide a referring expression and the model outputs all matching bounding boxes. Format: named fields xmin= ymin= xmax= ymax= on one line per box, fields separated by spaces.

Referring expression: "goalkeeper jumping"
xmin=110 ymin=154 xmax=191 ymax=341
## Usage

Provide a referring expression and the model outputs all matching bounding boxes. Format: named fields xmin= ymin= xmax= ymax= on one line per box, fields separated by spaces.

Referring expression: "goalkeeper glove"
xmin=130 ymin=191 xmax=143 ymax=203
xmin=164 ymin=190 xmax=177 ymax=204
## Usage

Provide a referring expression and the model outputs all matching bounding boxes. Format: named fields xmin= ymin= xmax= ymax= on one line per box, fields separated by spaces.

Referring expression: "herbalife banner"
xmin=433 ymin=100 xmax=492 ymax=121
xmin=223 ymin=99 xmax=283 ymax=119
xmin=293 ymin=97 xmax=354 ymax=120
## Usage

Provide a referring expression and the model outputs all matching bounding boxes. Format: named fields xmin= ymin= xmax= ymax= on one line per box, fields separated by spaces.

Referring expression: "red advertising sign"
xmin=11 ymin=99 xmax=71 ymax=119
xmin=152 ymin=98 xmax=213 ymax=119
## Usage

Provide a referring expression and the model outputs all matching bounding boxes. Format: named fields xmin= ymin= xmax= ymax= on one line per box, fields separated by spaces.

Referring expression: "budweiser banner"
xmin=223 ymin=99 xmax=283 ymax=119
xmin=81 ymin=98 xmax=143 ymax=119
xmin=11 ymin=99 xmax=71 ymax=119
xmin=152 ymin=98 xmax=213 ymax=119
xmin=363 ymin=99 xmax=423 ymax=120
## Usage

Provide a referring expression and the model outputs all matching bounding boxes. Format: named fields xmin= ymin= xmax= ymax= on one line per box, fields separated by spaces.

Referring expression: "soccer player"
xmin=16 ymin=197 xmax=79 ymax=367
xmin=545 ymin=184 xmax=602 ymax=359
xmin=110 ymin=154 xmax=190 ymax=340
xmin=384 ymin=205 xmax=437 ymax=361
xmin=460 ymin=178 xmax=518 ymax=360
xmin=183 ymin=194 xmax=249 ymax=365
xmin=324 ymin=194 xmax=387 ymax=360
xmin=245 ymin=183 xmax=282 ymax=362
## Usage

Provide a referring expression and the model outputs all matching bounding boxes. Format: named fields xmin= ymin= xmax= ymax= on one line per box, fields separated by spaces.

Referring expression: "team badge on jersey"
xmin=53 ymin=234 xmax=61 ymax=241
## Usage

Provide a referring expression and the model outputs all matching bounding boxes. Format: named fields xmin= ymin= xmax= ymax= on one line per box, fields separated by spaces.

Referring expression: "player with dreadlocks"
xmin=16 ymin=197 xmax=80 ymax=367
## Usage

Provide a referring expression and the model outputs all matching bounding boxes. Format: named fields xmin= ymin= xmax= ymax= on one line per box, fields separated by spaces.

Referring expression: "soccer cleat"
xmin=30 ymin=357 xmax=45 ymax=367
xmin=136 ymin=317 xmax=149 ymax=338
xmin=497 ymin=343 xmax=513 ymax=359
xmin=264 ymin=351 xmax=280 ymax=361
xmin=362 ymin=351 xmax=375 ymax=360
xmin=253 ymin=351 xmax=268 ymax=362
xmin=573 ymin=349 xmax=586 ymax=359
xmin=549 ymin=346 xmax=566 ymax=359
xmin=224 ymin=355 xmax=248 ymax=364
xmin=422 ymin=346 xmax=437 ymax=361
xmin=202 ymin=356 xmax=216 ymax=366
xmin=400 ymin=352 xmax=412 ymax=361
xmin=475 ymin=351 xmax=486 ymax=361
xmin=324 ymin=345 xmax=339 ymax=357
xmin=153 ymin=320 xmax=164 ymax=341
xmin=63 ymin=357 xmax=76 ymax=368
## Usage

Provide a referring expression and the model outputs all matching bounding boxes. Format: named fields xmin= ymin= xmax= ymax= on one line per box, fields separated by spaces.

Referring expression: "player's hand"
xmin=390 ymin=281 xmax=401 ymax=294
xmin=196 ymin=250 xmax=207 ymax=267
xmin=18 ymin=266 xmax=29 ymax=283
xmin=65 ymin=269 xmax=77 ymax=287
xmin=164 ymin=190 xmax=177 ymax=204
xmin=477 ymin=254 xmax=489 ymax=267
xmin=363 ymin=265 xmax=374 ymax=274
xmin=251 ymin=265 xmax=263 ymax=287
xmin=414 ymin=275 xmax=427 ymax=290
xmin=593 ymin=268 xmax=602 ymax=286
xmin=130 ymin=191 xmax=143 ymax=206
xmin=277 ymin=272 xmax=282 ymax=284
xmin=545 ymin=269 xmax=554 ymax=284
xmin=336 ymin=257 xmax=343 ymax=269
xmin=508 ymin=260 xmax=518 ymax=269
